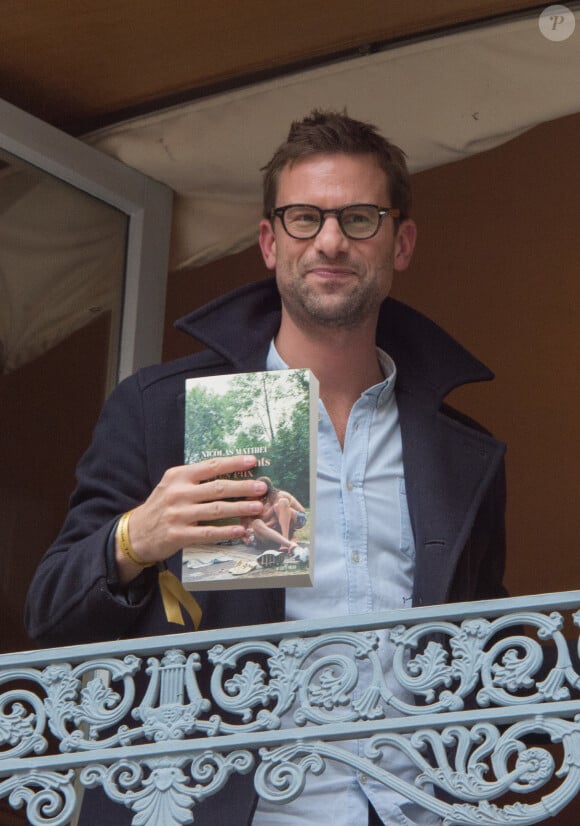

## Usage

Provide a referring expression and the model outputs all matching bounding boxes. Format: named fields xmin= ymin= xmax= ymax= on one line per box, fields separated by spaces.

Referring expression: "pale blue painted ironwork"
xmin=0 ymin=591 xmax=579 ymax=824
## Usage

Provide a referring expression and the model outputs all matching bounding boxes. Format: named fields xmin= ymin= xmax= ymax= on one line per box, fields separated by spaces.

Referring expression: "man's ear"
xmin=393 ymin=219 xmax=417 ymax=272
xmin=259 ymin=219 xmax=277 ymax=271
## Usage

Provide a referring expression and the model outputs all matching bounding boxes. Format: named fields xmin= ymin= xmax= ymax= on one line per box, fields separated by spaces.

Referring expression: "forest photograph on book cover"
xmin=182 ymin=368 xmax=317 ymax=591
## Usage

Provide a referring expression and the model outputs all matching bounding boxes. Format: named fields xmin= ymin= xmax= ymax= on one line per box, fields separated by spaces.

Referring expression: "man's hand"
xmin=115 ymin=455 xmax=267 ymax=582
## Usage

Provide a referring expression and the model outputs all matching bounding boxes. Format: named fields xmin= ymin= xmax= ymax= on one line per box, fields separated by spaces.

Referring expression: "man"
xmin=25 ymin=110 xmax=506 ymax=825
xmin=242 ymin=476 xmax=307 ymax=553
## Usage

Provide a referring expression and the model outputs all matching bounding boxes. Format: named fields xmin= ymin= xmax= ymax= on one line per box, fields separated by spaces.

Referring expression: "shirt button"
xmin=352 ymin=551 xmax=360 ymax=563
xmin=346 ymin=481 xmax=353 ymax=491
xmin=360 ymin=773 xmax=368 ymax=784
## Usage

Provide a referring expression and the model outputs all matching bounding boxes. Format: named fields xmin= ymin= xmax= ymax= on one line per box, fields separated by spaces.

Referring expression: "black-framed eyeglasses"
xmin=271 ymin=203 xmax=401 ymax=240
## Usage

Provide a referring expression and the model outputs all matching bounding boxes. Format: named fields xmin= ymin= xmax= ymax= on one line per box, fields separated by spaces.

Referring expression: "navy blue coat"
xmin=25 ymin=278 xmax=507 ymax=825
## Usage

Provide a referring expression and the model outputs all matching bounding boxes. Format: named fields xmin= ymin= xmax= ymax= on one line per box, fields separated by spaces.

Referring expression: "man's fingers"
xmin=195 ymin=477 xmax=267 ymax=504
xmin=188 ymin=496 xmax=263 ymax=523
xmin=180 ymin=456 xmax=268 ymax=503
xmin=185 ymin=454 xmax=259 ymax=483
xmin=186 ymin=522 xmax=248 ymax=545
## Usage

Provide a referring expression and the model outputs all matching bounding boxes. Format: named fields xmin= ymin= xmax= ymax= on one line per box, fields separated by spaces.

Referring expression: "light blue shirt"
xmin=253 ymin=343 xmax=439 ymax=826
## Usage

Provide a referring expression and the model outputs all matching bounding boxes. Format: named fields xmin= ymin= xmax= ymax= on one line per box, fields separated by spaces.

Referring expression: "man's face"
xmin=259 ymin=153 xmax=416 ymax=332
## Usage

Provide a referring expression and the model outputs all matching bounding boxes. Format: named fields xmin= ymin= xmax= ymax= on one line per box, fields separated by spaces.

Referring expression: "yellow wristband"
xmin=116 ymin=510 xmax=154 ymax=568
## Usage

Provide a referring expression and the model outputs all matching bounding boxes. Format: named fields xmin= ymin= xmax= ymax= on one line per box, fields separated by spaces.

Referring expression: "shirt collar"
xmin=266 ymin=340 xmax=397 ymax=408
xmin=372 ymin=348 xmax=397 ymax=407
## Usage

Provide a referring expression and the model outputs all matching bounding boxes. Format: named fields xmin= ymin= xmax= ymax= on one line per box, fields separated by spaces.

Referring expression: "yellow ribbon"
xmin=158 ymin=568 xmax=202 ymax=629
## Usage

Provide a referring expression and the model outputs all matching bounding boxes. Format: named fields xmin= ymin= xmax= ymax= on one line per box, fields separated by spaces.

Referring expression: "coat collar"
xmin=175 ymin=279 xmax=281 ymax=373
xmin=175 ymin=277 xmax=494 ymax=404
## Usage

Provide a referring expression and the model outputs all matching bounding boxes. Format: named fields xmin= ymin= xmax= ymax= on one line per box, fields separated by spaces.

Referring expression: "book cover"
xmin=181 ymin=368 xmax=317 ymax=590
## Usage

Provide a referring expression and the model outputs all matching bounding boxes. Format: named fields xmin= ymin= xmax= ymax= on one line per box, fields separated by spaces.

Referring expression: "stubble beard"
xmin=278 ymin=263 xmax=388 ymax=331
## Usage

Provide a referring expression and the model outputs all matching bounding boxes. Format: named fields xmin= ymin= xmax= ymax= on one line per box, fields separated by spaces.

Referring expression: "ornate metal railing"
xmin=0 ymin=590 xmax=579 ymax=825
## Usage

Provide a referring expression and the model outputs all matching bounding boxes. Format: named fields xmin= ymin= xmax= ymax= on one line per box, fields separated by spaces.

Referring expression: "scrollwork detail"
xmin=0 ymin=769 xmax=77 ymax=826
xmin=256 ymin=741 xmax=325 ymax=804
xmin=0 ymin=690 xmax=47 ymax=758
xmin=42 ymin=656 xmax=140 ymax=751
xmin=80 ymin=751 xmax=254 ymax=826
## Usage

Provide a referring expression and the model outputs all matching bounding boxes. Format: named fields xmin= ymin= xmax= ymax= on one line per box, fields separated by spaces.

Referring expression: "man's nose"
xmin=313 ymin=215 xmax=349 ymax=256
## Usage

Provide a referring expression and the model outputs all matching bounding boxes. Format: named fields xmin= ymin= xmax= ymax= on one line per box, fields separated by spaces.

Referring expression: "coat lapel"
xmin=396 ymin=386 xmax=505 ymax=607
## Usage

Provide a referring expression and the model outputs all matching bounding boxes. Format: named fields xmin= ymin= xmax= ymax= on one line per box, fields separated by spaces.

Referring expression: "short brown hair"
xmin=262 ymin=109 xmax=411 ymax=220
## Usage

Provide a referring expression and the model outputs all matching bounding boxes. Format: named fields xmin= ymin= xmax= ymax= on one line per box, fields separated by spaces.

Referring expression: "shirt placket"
xmin=342 ymin=394 xmax=375 ymax=617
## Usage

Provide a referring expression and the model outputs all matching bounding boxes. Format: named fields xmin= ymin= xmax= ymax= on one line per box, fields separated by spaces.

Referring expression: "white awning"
xmin=88 ymin=7 xmax=580 ymax=271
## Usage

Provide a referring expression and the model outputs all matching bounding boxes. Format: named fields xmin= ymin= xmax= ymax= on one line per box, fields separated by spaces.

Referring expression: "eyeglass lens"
xmin=282 ymin=205 xmax=381 ymax=239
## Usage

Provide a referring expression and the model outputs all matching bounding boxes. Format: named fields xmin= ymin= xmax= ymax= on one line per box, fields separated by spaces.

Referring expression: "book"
xmin=181 ymin=368 xmax=317 ymax=590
